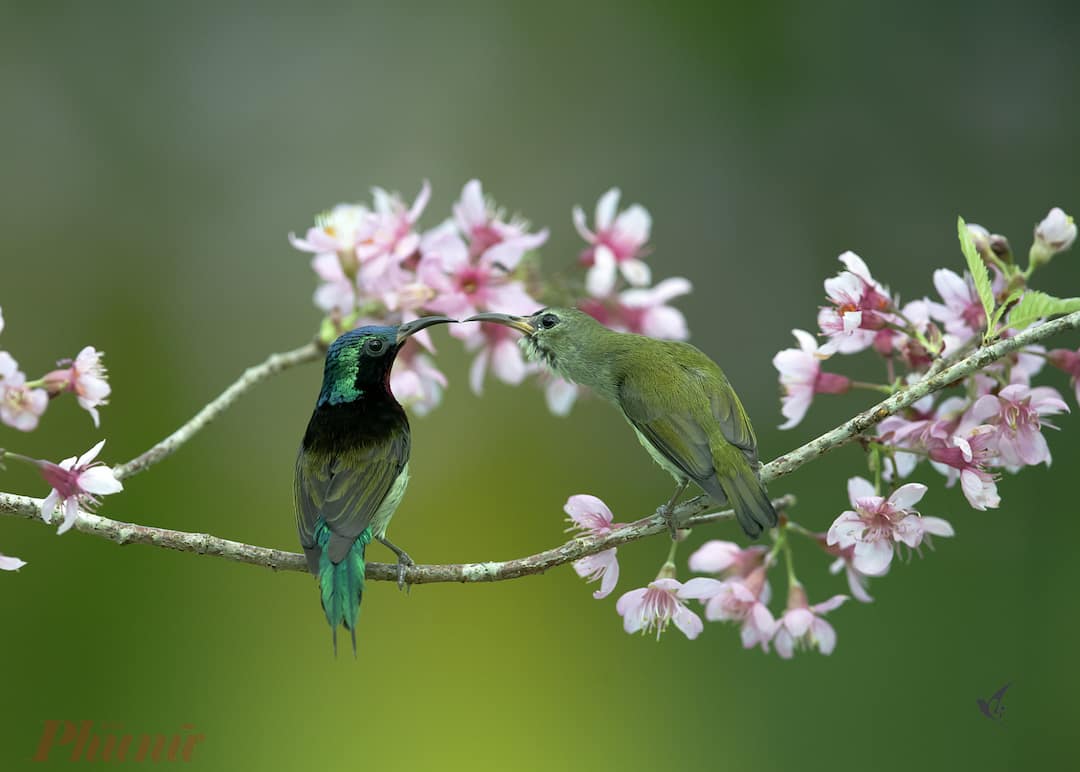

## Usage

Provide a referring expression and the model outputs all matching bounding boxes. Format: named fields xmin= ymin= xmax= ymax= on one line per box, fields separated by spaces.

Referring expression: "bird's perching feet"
xmin=377 ymin=536 xmax=414 ymax=592
xmin=656 ymin=479 xmax=691 ymax=539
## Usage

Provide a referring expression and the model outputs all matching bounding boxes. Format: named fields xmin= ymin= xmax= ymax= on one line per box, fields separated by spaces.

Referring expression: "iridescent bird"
xmin=294 ymin=316 xmax=455 ymax=654
xmin=468 ymin=308 xmax=777 ymax=539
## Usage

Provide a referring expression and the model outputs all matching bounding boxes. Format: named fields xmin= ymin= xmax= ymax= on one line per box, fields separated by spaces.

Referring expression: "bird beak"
xmin=396 ymin=315 xmax=457 ymax=344
xmin=465 ymin=312 xmax=536 ymax=335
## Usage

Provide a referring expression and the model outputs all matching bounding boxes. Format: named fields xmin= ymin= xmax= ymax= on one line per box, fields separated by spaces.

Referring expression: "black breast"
xmin=302 ymin=394 xmax=409 ymax=454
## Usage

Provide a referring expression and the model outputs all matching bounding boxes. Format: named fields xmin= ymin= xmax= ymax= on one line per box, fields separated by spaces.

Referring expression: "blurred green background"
xmin=2 ymin=1 xmax=1078 ymax=769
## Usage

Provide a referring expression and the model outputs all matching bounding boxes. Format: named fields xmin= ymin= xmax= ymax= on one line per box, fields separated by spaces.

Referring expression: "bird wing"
xmin=618 ymin=363 xmax=759 ymax=489
xmin=294 ymin=433 xmax=410 ymax=570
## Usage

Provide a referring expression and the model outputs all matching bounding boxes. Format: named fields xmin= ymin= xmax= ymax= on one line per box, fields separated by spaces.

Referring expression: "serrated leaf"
xmin=1005 ymin=290 xmax=1080 ymax=331
xmin=957 ymin=216 xmax=996 ymax=334
xmin=990 ymin=288 xmax=1025 ymax=332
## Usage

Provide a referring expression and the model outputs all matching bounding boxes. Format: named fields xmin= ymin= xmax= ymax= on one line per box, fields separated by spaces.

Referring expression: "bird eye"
xmin=366 ymin=339 xmax=384 ymax=354
xmin=539 ymin=313 xmax=559 ymax=330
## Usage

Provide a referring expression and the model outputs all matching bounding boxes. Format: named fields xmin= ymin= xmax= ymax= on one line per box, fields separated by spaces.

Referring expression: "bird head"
xmin=319 ymin=316 xmax=455 ymax=406
xmin=466 ymin=307 xmax=605 ymax=374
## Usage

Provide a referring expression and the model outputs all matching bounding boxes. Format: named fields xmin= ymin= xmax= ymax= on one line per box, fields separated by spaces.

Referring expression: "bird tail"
xmin=316 ymin=521 xmax=372 ymax=657
xmin=715 ymin=456 xmax=778 ymax=540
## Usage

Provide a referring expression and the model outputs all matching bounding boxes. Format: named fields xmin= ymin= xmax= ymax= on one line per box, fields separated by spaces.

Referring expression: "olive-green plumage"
xmin=294 ymin=316 xmax=453 ymax=655
xmin=469 ymin=308 xmax=777 ymax=538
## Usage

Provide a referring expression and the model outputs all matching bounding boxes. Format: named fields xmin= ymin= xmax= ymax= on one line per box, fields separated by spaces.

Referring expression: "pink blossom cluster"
xmin=1 ymin=305 xmax=123 ymax=572
xmin=567 ymin=206 xmax=1077 ymax=656
xmin=290 ymin=182 xmax=694 ymax=416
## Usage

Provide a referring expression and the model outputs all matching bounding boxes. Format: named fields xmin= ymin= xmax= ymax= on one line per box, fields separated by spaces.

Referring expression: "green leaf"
xmin=957 ymin=216 xmax=996 ymax=336
xmin=990 ymin=288 xmax=1025 ymax=333
xmin=1006 ymin=290 xmax=1080 ymax=331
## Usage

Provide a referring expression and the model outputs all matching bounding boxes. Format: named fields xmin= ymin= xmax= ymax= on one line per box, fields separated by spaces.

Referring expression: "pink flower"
xmin=680 ymin=567 xmax=776 ymax=651
xmin=565 ymin=494 xmax=624 ymax=599
xmin=773 ymin=585 xmax=847 ymax=658
xmin=573 ymin=188 xmax=652 ymax=296
xmin=687 ymin=540 xmax=767 ymax=577
xmin=310 ymin=252 xmax=357 ymax=313
xmin=290 ymin=204 xmax=368 ymax=313
xmin=970 ymin=384 xmax=1068 ymax=468
xmin=453 ymin=180 xmax=548 ymax=260
xmin=1047 ymin=347 xmax=1080 ymax=407
xmin=616 ymin=578 xmax=703 ymax=640
xmin=38 ymin=440 xmax=123 ymax=535
xmin=817 ymin=252 xmax=895 ymax=354
xmin=543 ymin=376 xmax=580 ymax=417
xmin=928 ymin=268 xmax=989 ymax=343
xmin=465 ymin=322 xmax=531 ymax=395
xmin=581 ymin=277 xmax=692 ymax=340
xmin=827 ymin=477 xmax=953 ymax=576
xmin=772 ymin=329 xmax=850 ymax=429
xmin=389 ymin=348 xmax=448 ymax=417
xmin=1 ymin=551 xmax=27 ymax=571
xmin=44 ymin=347 xmax=111 ymax=427
xmin=354 ymin=182 xmax=431 ymax=294
xmin=419 ymin=224 xmax=541 ymax=322
xmin=0 ymin=352 xmax=48 ymax=432
xmin=928 ymin=425 xmax=1001 ymax=510
xmin=829 ymin=548 xmax=874 ymax=603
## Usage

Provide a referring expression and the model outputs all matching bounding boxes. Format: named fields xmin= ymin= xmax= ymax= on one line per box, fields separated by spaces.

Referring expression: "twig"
xmin=0 ymin=490 xmax=794 ymax=583
xmin=3 ymin=310 xmax=1079 ymax=582
xmin=113 ymin=341 xmax=322 ymax=480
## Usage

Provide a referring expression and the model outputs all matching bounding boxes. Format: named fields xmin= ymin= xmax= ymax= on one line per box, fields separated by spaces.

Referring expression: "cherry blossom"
xmin=565 ymin=494 xmax=623 ymax=599
xmin=0 ymin=551 xmax=26 ymax=572
xmin=1047 ymin=347 xmax=1080 ymax=407
xmin=0 ymin=352 xmax=48 ymax=432
xmin=680 ymin=567 xmax=776 ymax=651
xmin=773 ymin=585 xmax=847 ymax=659
xmin=616 ymin=578 xmax=703 ymax=640
xmin=773 ymin=329 xmax=849 ymax=429
xmin=827 ymin=477 xmax=953 ymax=576
xmin=390 ymin=348 xmax=448 ymax=417
xmin=573 ymin=188 xmax=652 ymax=297
xmin=581 ymin=277 xmax=692 ymax=340
xmin=37 ymin=440 xmax=124 ymax=535
xmin=969 ymin=384 xmax=1068 ymax=468
xmin=43 ymin=347 xmax=111 ymax=427
xmin=817 ymin=252 xmax=895 ymax=354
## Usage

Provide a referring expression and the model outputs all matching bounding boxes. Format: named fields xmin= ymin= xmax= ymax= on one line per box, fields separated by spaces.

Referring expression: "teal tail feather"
xmin=316 ymin=521 xmax=372 ymax=656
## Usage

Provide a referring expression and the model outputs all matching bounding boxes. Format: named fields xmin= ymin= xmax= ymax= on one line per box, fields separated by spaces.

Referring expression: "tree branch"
xmin=113 ymin=341 xmax=322 ymax=480
xmin=3 ymin=310 xmax=1079 ymax=583
xmin=0 ymin=489 xmax=794 ymax=583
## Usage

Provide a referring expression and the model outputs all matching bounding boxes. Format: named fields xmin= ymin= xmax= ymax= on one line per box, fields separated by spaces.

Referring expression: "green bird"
xmin=294 ymin=315 xmax=455 ymax=654
xmin=468 ymin=308 xmax=776 ymax=539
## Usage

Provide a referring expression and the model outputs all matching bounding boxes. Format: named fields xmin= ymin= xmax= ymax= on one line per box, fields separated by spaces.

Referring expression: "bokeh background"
xmin=2 ymin=1 xmax=1078 ymax=769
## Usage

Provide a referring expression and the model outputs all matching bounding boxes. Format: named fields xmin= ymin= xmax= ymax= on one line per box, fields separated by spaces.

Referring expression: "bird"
xmin=294 ymin=315 xmax=455 ymax=654
xmin=977 ymin=682 xmax=1010 ymax=720
xmin=467 ymin=308 xmax=776 ymax=539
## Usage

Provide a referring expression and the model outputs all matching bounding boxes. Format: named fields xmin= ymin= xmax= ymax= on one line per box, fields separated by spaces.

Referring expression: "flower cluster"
xmin=290 ymin=182 xmax=694 ymax=416
xmin=1 ymin=305 xmax=122 ymax=571
xmin=564 ymin=205 xmax=1076 ymax=658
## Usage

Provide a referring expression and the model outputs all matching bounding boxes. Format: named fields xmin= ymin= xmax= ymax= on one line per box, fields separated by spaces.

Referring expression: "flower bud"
xmin=1030 ymin=207 xmax=1077 ymax=269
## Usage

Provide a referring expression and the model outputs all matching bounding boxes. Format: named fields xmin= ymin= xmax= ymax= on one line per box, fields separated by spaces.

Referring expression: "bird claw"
xmin=394 ymin=551 xmax=414 ymax=593
xmin=656 ymin=504 xmax=679 ymax=540
xmin=377 ymin=536 xmax=414 ymax=593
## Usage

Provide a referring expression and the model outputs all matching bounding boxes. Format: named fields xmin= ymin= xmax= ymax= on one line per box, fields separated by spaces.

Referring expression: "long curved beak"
xmin=396 ymin=315 xmax=457 ymax=344
xmin=465 ymin=312 xmax=536 ymax=335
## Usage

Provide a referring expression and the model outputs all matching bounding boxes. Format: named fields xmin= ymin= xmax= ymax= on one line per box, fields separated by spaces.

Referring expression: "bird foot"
xmin=656 ymin=504 xmax=680 ymax=540
xmin=377 ymin=537 xmax=414 ymax=592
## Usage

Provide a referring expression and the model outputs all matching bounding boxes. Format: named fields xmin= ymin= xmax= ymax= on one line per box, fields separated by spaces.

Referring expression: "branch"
xmin=0 ymin=489 xmax=794 ymax=583
xmin=113 ymin=341 xmax=322 ymax=480
xmin=3 ymin=310 xmax=1079 ymax=583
